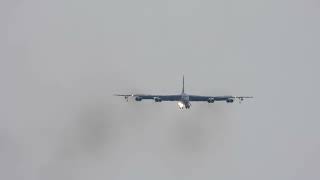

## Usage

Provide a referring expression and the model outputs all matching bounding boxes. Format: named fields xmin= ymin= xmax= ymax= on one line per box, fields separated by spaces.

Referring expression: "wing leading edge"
xmin=189 ymin=95 xmax=253 ymax=102
xmin=114 ymin=94 xmax=181 ymax=101
xmin=115 ymin=94 xmax=253 ymax=102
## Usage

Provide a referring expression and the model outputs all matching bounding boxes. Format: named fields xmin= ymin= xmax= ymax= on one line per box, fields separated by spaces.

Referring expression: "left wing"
xmin=114 ymin=94 xmax=181 ymax=102
xmin=189 ymin=95 xmax=253 ymax=103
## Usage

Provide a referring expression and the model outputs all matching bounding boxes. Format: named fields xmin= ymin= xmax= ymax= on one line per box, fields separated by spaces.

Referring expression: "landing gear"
xmin=177 ymin=101 xmax=191 ymax=109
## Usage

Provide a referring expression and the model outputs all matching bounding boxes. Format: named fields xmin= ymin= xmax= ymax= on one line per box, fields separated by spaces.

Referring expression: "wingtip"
xmin=114 ymin=94 xmax=134 ymax=97
xmin=114 ymin=94 xmax=126 ymax=96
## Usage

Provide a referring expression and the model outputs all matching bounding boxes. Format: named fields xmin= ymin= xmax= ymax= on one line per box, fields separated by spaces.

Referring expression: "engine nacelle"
xmin=207 ymin=97 xmax=215 ymax=103
xmin=226 ymin=98 xmax=234 ymax=103
xmin=154 ymin=97 xmax=162 ymax=102
xmin=135 ymin=96 xmax=142 ymax=101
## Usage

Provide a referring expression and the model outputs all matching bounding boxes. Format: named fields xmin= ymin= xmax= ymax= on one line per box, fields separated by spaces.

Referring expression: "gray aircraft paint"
xmin=115 ymin=76 xmax=252 ymax=109
xmin=1 ymin=0 xmax=320 ymax=180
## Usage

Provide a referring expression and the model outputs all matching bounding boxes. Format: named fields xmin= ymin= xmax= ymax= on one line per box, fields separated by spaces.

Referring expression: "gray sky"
xmin=1 ymin=0 xmax=320 ymax=179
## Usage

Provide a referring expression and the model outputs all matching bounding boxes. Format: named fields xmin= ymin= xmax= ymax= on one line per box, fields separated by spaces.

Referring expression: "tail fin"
xmin=182 ymin=75 xmax=185 ymax=93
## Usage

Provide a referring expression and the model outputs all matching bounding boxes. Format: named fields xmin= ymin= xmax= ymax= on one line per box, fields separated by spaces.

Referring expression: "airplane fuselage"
xmin=178 ymin=93 xmax=191 ymax=109
xmin=115 ymin=76 xmax=253 ymax=109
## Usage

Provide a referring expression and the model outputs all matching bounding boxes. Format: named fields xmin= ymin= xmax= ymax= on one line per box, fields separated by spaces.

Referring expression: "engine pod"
xmin=135 ymin=96 xmax=142 ymax=101
xmin=154 ymin=97 xmax=162 ymax=102
xmin=207 ymin=97 xmax=215 ymax=103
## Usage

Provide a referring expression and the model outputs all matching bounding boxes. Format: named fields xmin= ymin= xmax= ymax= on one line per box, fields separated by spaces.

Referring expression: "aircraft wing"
xmin=114 ymin=94 xmax=181 ymax=101
xmin=189 ymin=95 xmax=253 ymax=102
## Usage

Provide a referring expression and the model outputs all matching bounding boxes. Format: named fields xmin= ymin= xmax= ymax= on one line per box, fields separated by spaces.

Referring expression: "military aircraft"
xmin=115 ymin=76 xmax=253 ymax=109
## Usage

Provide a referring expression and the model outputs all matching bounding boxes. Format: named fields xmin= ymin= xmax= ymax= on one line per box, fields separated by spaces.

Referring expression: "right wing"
xmin=114 ymin=94 xmax=181 ymax=101
xmin=189 ymin=95 xmax=253 ymax=102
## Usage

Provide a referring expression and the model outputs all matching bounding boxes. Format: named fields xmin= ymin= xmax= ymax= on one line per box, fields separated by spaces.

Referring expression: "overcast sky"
xmin=1 ymin=0 xmax=320 ymax=179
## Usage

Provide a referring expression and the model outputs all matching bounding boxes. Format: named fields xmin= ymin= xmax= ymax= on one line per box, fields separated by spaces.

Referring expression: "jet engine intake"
xmin=135 ymin=96 xmax=142 ymax=101
xmin=226 ymin=98 xmax=234 ymax=103
xmin=154 ymin=97 xmax=162 ymax=102
xmin=207 ymin=97 xmax=215 ymax=103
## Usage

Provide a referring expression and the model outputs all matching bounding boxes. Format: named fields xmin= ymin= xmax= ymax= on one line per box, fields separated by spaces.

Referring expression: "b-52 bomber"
xmin=115 ymin=76 xmax=253 ymax=109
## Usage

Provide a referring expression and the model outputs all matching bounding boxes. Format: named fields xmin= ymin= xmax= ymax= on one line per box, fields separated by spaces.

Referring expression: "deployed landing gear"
xmin=178 ymin=102 xmax=185 ymax=109
xmin=177 ymin=101 xmax=191 ymax=109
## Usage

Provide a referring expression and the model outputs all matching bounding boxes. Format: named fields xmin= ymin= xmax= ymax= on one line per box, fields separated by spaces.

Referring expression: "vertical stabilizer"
xmin=182 ymin=75 xmax=185 ymax=93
